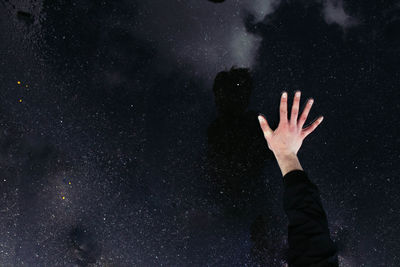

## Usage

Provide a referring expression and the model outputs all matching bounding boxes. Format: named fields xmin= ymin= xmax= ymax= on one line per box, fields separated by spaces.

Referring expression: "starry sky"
xmin=0 ymin=0 xmax=399 ymax=266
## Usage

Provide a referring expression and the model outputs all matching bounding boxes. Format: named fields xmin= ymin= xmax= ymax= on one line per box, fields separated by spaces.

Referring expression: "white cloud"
xmin=322 ymin=0 xmax=358 ymax=28
xmin=243 ymin=0 xmax=280 ymax=22
xmin=229 ymin=24 xmax=262 ymax=68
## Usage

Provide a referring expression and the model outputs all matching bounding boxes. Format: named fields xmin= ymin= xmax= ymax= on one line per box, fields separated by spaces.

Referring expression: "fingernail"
xmin=295 ymin=91 xmax=301 ymax=97
xmin=319 ymin=116 xmax=324 ymax=122
xmin=282 ymin=92 xmax=287 ymax=98
xmin=258 ymin=116 xmax=263 ymax=123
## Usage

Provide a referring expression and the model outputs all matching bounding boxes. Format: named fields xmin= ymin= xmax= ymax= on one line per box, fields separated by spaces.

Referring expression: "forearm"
xmin=274 ymin=153 xmax=303 ymax=177
xmin=283 ymin=170 xmax=339 ymax=266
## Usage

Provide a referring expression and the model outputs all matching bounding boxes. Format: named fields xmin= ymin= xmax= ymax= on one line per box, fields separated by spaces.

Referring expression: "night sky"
xmin=0 ymin=0 xmax=399 ymax=266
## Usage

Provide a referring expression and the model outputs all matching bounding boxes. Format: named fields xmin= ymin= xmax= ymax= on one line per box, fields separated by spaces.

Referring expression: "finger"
xmin=298 ymin=98 xmax=314 ymax=129
xmin=302 ymin=116 xmax=324 ymax=138
xmin=290 ymin=91 xmax=301 ymax=127
xmin=258 ymin=115 xmax=273 ymax=140
xmin=280 ymin=91 xmax=288 ymax=124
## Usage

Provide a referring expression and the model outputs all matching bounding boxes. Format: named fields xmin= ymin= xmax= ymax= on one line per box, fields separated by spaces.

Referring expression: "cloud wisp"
xmin=129 ymin=0 xmax=279 ymax=79
xmin=322 ymin=0 xmax=359 ymax=28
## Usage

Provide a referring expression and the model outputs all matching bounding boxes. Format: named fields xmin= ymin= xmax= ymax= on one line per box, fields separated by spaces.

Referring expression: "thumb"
xmin=258 ymin=115 xmax=273 ymax=139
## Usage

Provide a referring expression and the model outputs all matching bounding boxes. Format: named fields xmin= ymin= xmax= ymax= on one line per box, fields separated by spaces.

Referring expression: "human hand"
xmin=258 ymin=91 xmax=324 ymax=158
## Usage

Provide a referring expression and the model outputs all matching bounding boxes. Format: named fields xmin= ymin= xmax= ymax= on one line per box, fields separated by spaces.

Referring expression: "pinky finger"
xmin=302 ymin=116 xmax=324 ymax=138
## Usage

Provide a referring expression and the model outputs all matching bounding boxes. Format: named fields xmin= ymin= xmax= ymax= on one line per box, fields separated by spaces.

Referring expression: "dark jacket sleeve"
xmin=283 ymin=170 xmax=339 ymax=267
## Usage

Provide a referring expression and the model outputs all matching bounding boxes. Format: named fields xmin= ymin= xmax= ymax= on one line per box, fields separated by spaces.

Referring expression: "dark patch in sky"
xmin=17 ymin=11 xmax=34 ymax=25
xmin=70 ymin=226 xmax=101 ymax=266
xmin=206 ymin=67 xmax=274 ymax=219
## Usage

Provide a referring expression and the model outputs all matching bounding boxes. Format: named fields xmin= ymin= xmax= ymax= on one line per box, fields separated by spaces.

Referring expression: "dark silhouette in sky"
xmin=206 ymin=67 xmax=282 ymax=265
xmin=206 ymin=67 xmax=274 ymax=219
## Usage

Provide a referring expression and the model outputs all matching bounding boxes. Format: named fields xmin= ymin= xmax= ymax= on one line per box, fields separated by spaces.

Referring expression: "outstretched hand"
xmin=258 ymin=91 xmax=324 ymax=158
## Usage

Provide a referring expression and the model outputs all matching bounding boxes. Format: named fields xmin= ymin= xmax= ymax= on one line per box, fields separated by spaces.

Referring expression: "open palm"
xmin=258 ymin=91 xmax=324 ymax=157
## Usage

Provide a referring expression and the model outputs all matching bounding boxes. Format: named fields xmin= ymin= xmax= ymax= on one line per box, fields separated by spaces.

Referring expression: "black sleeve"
xmin=283 ymin=170 xmax=339 ymax=267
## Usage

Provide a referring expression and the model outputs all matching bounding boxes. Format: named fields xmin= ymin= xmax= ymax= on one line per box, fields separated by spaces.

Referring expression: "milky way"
xmin=1 ymin=0 xmax=400 ymax=266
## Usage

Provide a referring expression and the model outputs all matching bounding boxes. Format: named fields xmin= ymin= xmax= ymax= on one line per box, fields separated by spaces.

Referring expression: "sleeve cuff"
xmin=283 ymin=169 xmax=310 ymax=188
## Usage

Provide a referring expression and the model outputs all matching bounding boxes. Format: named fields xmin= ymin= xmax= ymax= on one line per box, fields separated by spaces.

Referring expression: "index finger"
xmin=280 ymin=91 xmax=288 ymax=124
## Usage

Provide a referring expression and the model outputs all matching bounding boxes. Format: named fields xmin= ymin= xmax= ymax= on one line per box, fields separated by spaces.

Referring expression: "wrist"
xmin=274 ymin=152 xmax=303 ymax=177
xmin=274 ymin=152 xmax=297 ymax=161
